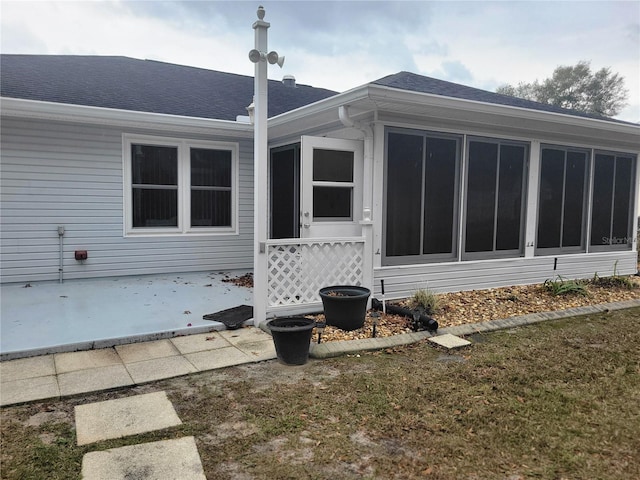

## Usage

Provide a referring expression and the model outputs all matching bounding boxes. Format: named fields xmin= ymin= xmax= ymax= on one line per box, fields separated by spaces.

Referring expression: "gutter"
xmin=0 ymin=97 xmax=255 ymax=137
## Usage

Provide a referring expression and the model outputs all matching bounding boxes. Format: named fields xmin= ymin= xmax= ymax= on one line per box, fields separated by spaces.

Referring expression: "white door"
xmin=300 ymin=136 xmax=364 ymax=238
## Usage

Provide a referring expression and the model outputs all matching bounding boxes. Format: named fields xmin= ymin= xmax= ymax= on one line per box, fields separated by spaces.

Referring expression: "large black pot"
xmin=267 ymin=317 xmax=315 ymax=365
xmin=319 ymin=285 xmax=371 ymax=331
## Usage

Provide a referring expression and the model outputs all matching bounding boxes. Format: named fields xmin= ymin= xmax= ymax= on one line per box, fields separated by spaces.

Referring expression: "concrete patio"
xmin=0 ymin=271 xmax=253 ymax=360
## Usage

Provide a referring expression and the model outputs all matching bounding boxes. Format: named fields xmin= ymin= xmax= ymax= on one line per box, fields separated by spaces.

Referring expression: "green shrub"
xmin=543 ymin=276 xmax=588 ymax=296
xmin=411 ymin=288 xmax=441 ymax=314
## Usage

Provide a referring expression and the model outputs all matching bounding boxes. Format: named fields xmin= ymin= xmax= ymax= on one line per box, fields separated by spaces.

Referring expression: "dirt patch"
xmin=222 ymin=272 xmax=254 ymax=288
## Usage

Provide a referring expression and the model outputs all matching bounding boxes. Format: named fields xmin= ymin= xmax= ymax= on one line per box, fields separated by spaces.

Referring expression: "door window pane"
xmin=313 ymin=149 xmax=354 ymax=182
xmin=313 ymin=187 xmax=352 ymax=219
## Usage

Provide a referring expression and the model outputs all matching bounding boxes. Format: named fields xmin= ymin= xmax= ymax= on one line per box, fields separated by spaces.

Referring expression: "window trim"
xmin=462 ymin=136 xmax=529 ymax=260
xmin=535 ymin=144 xmax=591 ymax=256
xmin=123 ymin=134 xmax=239 ymax=236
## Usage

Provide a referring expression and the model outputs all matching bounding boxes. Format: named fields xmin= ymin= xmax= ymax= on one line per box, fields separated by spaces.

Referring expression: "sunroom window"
xmin=124 ymin=135 xmax=237 ymax=235
xmin=536 ymin=146 xmax=589 ymax=253
xmin=384 ymin=129 xmax=461 ymax=264
xmin=463 ymin=138 xmax=528 ymax=258
xmin=590 ymin=152 xmax=636 ymax=250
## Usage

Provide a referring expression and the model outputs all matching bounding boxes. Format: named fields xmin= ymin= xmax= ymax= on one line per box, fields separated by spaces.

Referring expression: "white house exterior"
xmin=1 ymin=55 xmax=638 ymax=324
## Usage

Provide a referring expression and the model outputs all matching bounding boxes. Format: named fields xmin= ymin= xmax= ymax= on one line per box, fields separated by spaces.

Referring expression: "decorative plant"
xmin=410 ymin=287 xmax=441 ymax=315
xmin=543 ymin=276 xmax=588 ymax=296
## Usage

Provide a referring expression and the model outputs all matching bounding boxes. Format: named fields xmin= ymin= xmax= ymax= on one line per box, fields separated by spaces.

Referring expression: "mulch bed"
xmin=311 ymin=273 xmax=640 ymax=343
xmin=220 ymin=268 xmax=640 ymax=343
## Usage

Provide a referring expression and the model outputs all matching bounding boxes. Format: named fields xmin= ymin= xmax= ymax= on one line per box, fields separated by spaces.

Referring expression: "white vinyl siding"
xmin=374 ymin=251 xmax=638 ymax=300
xmin=0 ymin=117 xmax=254 ymax=284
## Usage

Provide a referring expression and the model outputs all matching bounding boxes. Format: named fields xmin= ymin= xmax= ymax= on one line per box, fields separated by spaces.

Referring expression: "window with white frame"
xmin=536 ymin=145 xmax=590 ymax=253
xmin=590 ymin=151 xmax=636 ymax=250
xmin=384 ymin=128 xmax=461 ymax=264
xmin=124 ymin=135 xmax=238 ymax=235
xmin=463 ymin=137 xmax=528 ymax=258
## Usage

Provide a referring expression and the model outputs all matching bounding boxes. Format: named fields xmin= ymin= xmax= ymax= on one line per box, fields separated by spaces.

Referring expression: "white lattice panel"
xmin=267 ymin=240 xmax=365 ymax=307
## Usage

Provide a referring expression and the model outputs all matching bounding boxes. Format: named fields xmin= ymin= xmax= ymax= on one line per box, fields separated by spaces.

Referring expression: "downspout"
xmin=338 ymin=105 xmax=373 ymax=212
xmin=57 ymin=225 xmax=65 ymax=283
xmin=339 ymin=105 xmax=375 ymax=294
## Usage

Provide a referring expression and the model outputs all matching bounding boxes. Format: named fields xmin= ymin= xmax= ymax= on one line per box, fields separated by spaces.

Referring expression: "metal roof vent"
xmin=282 ymin=75 xmax=296 ymax=88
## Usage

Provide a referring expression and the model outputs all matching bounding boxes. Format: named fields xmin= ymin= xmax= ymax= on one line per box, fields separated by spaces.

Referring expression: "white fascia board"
xmin=366 ymin=84 xmax=640 ymax=138
xmin=269 ymin=87 xmax=373 ymax=129
xmin=0 ymin=97 xmax=254 ymax=138
xmin=268 ymin=83 xmax=639 ymax=145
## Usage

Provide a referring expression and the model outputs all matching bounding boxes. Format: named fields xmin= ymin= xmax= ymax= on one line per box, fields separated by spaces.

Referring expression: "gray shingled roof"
xmin=373 ymin=71 xmax=627 ymax=123
xmin=0 ymin=55 xmax=338 ymax=120
xmin=1 ymin=55 xmax=629 ymax=124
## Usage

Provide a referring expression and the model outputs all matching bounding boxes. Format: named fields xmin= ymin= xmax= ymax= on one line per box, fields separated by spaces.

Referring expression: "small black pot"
xmin=319 ymin=285 xmax=371 ymax=331
xmin=267 ymin=317 xmax=315 ymax=365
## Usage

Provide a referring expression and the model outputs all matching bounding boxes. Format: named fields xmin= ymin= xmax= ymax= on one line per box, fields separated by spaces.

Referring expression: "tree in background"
xmin=496 ymin=61 xmax=628 ymax=117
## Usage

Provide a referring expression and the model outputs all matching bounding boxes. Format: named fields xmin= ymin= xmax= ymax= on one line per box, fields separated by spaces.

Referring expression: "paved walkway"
xmin=0 ymin=328 xmax=275 ymax=406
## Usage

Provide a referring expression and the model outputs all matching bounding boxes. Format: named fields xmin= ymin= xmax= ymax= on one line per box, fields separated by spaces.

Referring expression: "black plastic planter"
xmin=319 ymin=285 xmax=371 ymax=331
xmin=267 ymin=317 xmax=315 ymax=365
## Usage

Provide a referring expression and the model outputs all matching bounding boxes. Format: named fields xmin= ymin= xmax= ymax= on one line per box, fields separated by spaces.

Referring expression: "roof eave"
xmin=0 ymin=97 xmax=255 ymax=137
xmin=366 ymin=84 xmax=640 ymax=137
xmin=268 ymin=83 xmax=639 ymax=147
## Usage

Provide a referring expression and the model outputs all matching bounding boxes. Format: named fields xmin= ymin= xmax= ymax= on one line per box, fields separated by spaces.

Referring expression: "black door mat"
xmin=203 ymin=305 xmax=253 ymax=329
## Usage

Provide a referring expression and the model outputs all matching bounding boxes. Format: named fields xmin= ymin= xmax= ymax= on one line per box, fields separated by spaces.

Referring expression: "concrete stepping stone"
xmin=75 ymin=391 xmax=181 ymax=446
xmin=428 ymin=333 xmax=471 ymax=349
xmin=81 ymin=436 xmax=206 ymax=479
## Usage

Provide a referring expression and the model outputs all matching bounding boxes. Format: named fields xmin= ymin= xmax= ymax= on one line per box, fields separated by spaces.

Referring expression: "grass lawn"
xmin=2 ymin=307 xmax=639 ymax=479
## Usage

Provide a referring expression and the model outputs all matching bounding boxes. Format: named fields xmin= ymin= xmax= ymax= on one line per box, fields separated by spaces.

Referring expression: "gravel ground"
xmin=312 ymin=271 xmax=640 ymax=343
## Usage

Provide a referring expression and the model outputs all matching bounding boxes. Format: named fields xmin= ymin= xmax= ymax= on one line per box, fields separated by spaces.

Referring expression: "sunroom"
xmin=260 ymin=74 xmax=639 ymax=319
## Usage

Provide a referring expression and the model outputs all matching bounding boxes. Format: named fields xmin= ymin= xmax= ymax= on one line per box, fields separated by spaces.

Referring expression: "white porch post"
xmin=250 ymin=6 xmax=284 ymax=327
xmin=252 ymin=7 xmax=269 ymax=328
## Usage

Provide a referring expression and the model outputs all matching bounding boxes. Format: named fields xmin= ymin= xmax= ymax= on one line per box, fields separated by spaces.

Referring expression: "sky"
xmin=1 ymin=0 xmax=639 ymax=123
